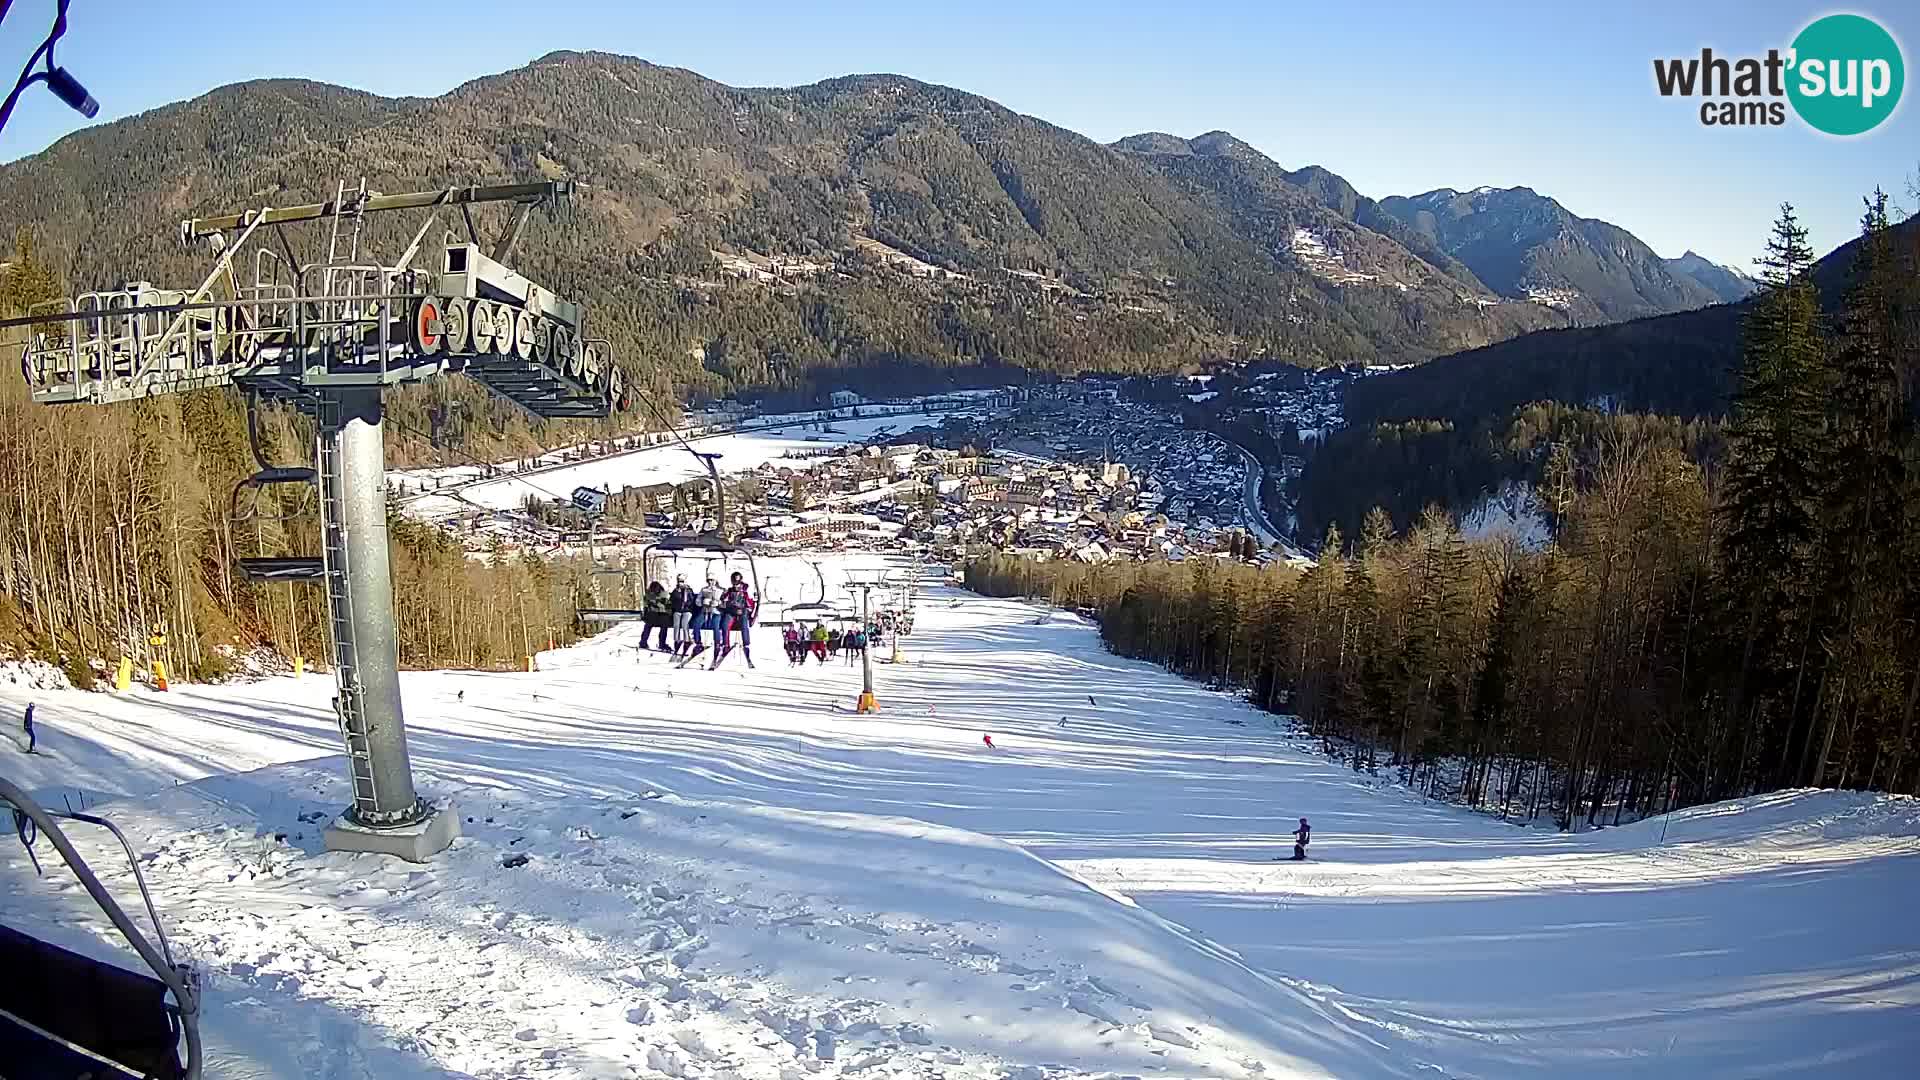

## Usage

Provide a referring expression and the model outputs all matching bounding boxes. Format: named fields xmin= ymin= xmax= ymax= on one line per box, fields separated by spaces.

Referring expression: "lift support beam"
xmin=181 ymin=181 xmax=573 ymax=240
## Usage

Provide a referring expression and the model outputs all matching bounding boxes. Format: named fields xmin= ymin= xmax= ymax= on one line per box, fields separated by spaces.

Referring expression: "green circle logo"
xmin=1788 ymin=14 xmax=1904 ymax=136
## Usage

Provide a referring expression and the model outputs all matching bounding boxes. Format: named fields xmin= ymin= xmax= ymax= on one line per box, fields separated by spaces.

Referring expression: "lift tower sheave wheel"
xmin=8 ymin=178 xmax=626 ymax=863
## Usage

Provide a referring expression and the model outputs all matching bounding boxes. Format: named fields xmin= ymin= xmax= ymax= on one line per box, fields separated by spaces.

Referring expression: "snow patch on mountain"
xmin=1523 ymin=284 xmax=1581 ymax=310
xmin=1289 ymin=228 xmax=1378 ymax=285
xmin=1461 ymin=480 xmax=1552 ymax=548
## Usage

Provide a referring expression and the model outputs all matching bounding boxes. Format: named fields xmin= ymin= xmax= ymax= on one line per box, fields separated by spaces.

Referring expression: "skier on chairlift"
xmin=682 ymin=576 xmax=721 ymax=661
xmin=639 ymin=581 xmax=671 ymax=653
xmin=713 ymin=571 xmax=756 ymax=669
xmin=668 ymin=575 xmax=697 ymax=656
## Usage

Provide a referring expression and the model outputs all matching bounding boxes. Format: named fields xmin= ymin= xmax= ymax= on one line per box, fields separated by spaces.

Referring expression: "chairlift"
xmin=575 ymin=513 xmax=653 ymax=625
xmin=641 ymin=530 xmax=761 ymax=600
xmin=571 ymin=430 xmax=760 ymax=625
xmin=0 ymin=774 xmax=202 ymax=1079
xmin=230 ymin=389 xmax=324 ymax=583
xmin=769 ymin=560 xmax=838 ymax=627
xmin=638 ymin=449 xmax=760 ymax=601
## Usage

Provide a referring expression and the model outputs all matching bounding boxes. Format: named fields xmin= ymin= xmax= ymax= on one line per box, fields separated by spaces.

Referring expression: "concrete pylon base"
xmin=324 ymin=803 xmax=460 ymax=862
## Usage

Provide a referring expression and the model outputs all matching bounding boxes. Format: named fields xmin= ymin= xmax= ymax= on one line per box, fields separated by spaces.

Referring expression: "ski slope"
xmin=4 ymin=555 xmax=1917 ymax=1078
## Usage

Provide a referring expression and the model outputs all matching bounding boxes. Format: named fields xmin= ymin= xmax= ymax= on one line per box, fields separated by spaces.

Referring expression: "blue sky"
xmin=2 ymin=0 xmax=1913 ymax=271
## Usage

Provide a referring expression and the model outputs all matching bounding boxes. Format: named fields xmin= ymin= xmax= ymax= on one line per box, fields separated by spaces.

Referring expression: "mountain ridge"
xmin=1665 ymin=249 xmax=1759 ymax=303
xmin=1370 ymin=184 xmax=1724 ymax=320
xmin=1 ymin=54 xmax=1733 ymax=406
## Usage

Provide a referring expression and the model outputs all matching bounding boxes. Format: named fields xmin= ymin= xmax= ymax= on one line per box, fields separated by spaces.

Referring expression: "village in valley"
xmin=387 ymin=367 xmax=1377 ymax=570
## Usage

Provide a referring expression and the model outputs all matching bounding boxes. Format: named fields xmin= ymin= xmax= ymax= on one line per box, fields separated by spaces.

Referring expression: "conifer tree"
xmin=1807 ymin=192 xmax=1906 ymax=785
xmin=1718 ymin=204 xmax=1827 ymax=782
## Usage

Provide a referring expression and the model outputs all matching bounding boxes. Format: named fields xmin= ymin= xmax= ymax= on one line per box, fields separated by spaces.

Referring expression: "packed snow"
xmin=4 ymin=554 xmax=1917 ymax=1078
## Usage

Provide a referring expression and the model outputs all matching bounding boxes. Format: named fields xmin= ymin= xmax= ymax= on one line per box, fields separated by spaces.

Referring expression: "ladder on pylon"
xmin=323 ymin=178 xmax=368 ymax=273
xmin=316 ymin=396 xmax=380 ymax=813
xmin=321 ymin=178 xmax=370 ymax=361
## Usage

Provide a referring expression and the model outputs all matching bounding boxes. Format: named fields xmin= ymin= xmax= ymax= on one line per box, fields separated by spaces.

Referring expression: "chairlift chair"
xmin=641 ymin=531 xmax=761 ymax=602
xmin=574 ymin=562 xmax=652 ymax=625
xmin=768 ymin=560 xmax=837 ymax=628
xmin=638 ymin=447 xmax=760 ymax=602
xmin=230 ymin=389 xmax=325 ymax=583
xmin=0 ymin=774 xmax=202 ymax=1079
xmin=574 ymin=514 xmax=654 ymax=625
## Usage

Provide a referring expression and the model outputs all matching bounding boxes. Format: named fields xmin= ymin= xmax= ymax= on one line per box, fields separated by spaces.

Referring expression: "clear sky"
xmin=2 ymin=0 xmax=1913 ymax=271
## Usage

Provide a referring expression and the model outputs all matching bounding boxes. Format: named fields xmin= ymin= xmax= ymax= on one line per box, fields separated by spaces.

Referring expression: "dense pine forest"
xmin=969 ymin=198 xmax=1920 ymax=821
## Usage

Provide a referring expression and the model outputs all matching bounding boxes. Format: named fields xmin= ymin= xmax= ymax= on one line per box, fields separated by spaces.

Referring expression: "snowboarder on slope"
xmin=1291 ymin=817 xmax=1311 ymax=861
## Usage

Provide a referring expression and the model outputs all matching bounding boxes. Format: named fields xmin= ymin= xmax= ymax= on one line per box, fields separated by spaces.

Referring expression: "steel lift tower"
xmin=11 ymin=180 xmax=628 ymax=861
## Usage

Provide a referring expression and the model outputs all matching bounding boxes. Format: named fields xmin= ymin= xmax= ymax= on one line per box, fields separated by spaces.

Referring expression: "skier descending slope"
xmin=1290 ymin=817 xmax=1311 ymax=861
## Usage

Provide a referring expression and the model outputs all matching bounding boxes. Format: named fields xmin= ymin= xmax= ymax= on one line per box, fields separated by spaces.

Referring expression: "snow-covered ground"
xmin=4 ymin=555 xmax=1917 ymax=1078
xmin=395 ymin=412 xmax=977 ymax=522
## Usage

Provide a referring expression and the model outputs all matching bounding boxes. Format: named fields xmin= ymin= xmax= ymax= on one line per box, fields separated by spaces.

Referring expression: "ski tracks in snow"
xmin=58 ymin=764 xmax=1263 ymax=1080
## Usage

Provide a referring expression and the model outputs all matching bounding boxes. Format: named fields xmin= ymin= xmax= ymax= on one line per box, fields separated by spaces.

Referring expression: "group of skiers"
xmin=624 ymin=568 xmax=893 ymax=675
xmin=637 ymin=572 xmax=757 ymax=669
xmin=781 ymin=622 xmax=870 ymax=666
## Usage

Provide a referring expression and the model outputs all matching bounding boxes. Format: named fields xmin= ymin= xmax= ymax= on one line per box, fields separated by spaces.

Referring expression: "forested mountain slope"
xmin=1 ymin=51 xmax=1727 ymax=415
xmin=1296 ymin=215 xmax=1920 ymax=540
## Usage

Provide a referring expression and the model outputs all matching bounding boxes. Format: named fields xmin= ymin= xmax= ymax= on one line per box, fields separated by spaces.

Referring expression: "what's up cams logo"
xmin=1655 ymin=13 xmax=1904 ymax=135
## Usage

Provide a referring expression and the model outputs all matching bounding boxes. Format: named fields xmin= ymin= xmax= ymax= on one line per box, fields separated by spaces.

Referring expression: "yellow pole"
xmin=148 ymin=629 xmax=169 ymax=691
xmin=293 ymin=655 xmax=305 ymax=678
xmin=115 ymin=657 xmax=131 ymax=692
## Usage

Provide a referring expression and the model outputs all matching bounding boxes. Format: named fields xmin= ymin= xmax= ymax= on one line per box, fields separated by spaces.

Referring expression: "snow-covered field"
xmin=4 ymin=554 xmax=1917 ymax=1078
xmin=395 ymin=412 xmax=975 ymax=522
